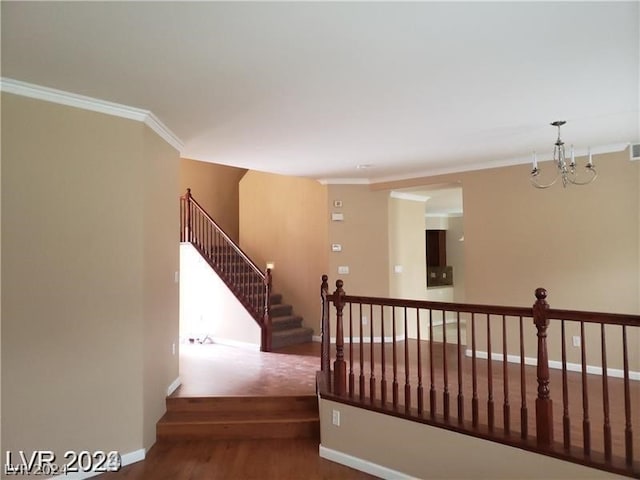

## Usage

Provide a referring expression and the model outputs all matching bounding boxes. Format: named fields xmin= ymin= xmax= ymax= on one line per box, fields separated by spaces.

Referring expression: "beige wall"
xmin=1 ymin=93 xmax=179 ymax=462
xmin=388 ymin=197 xmax=428 ymax=301
xmin=327 ymin=185 xmax=390 ymax=297
xmin=142 ymin=126 xmax=180 ymax=450
xmin=320 ymin=399 xmax=624 ymax=479
xmin=179 ymin=158 xmax=247 ymax=242
xmin=375 ymin=150 xmax=639 ymax=370
xmin=239 ymin=171 xmax=328 ymax=335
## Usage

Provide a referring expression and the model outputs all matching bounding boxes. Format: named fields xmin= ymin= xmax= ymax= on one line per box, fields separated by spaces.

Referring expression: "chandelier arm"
xmin=530 ymin=173 xmax=561 ymax=189
xmin=567 ymin=168 xmax=597 ymax=186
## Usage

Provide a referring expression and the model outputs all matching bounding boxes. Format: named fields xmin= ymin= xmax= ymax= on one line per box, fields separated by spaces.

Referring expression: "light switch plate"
xmin=331 ymin=212 xmax=344 ymax=221
xmin=338 ymin=266 xmax=350 ymax=274
xmin=331 ymin=244 xmax=342 ymax=252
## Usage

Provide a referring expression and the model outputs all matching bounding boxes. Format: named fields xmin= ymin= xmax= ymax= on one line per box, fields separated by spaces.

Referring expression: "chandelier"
xmin=530 ymin=121 xmax=597 ymax=189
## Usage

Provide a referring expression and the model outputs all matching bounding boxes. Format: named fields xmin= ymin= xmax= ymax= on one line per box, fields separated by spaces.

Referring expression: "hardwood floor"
xmin=99 ymin=438 xmax=376 ymax=480
xmin=98 ymin=334 xmax=638 ymax=478
xmin=97 ymin=342 xmax=376 ymax=479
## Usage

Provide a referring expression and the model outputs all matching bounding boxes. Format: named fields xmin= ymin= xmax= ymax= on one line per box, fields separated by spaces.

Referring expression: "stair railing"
xmin=319 ymin=276 xmax=639 ymax=478
xmin=180 ymin=188 xmax=272 ymax=351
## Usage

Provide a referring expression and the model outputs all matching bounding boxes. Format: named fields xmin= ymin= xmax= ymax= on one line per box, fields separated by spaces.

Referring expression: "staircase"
xmin=157 ymin=394 xmax=319 ymax=442
xmin=270 ymin=293 xmax=313 ymax=349
xmin=180 ymin=189 xmax=313 ymax=351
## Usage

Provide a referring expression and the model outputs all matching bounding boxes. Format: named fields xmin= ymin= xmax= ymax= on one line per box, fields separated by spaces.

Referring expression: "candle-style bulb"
xmin=587 ymin=147 xmax=593 ymax=167
xmin=569 ymin=145 xmax=575 ymax=167
xmin=532 ymin=151 xmax=538 ymax=170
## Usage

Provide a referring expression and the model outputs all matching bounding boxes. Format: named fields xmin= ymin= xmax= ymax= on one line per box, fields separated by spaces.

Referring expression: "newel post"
xmin=262 ymin=268 xmax=273 ymax=352
xmin=320 ymin=275 xmax=330 ymax=380
xmin=533 ymin=287 xmax=553 ymax=447
xmin=333 ymin=279 xmax=347 ymax=396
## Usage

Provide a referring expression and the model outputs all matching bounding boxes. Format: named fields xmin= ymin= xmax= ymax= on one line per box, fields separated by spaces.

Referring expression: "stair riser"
xmin=270 ymin=304 xmax=293 ymax=317
xmin=272 ymin=318 xmax=303 ymax=331
xmin=272 ymin=333 xmax=313 ymax=350
xmin=157 ymin=421 xmax=319 ymax=441
xmin=166 ymin=395 xmax=318 ymax=414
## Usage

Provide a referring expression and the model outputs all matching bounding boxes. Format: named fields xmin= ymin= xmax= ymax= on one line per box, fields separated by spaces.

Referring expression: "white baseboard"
xmin=312 ymin=335 xmax=406 ymax=344
xmin=167 ymin=376 xmax=181 ymax=396
xmin=52 ymin=448 xmax=145 ymax=479
xmin=211 ymin=337 xmax=261 ymax=351
xmin=319 ymin=445 xmax=417 ymax=480
xmin=465 ymin=349 xmax=640 ymax=381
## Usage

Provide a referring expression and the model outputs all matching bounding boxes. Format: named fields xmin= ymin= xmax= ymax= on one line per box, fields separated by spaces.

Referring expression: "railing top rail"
xmin=328 ymin=293 xmax=532 ymax=318
xmin=547 ymin=308 xmax=640 ymax=326
xmin=326 ymin=293 xmax=640 ymax=327
xmin=183 ymin=192 xmax=264 ymax=279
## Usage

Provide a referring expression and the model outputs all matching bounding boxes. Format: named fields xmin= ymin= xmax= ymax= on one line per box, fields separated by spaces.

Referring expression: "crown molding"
xmin=389 ymin=191 xmax=430 ymax=202
xmin=1 ymin=77 xmax=184 ymax=152
xmin=317 ymin=178 xmax=371 ymax=185
xmin=370 ymin=142 xmax=630 ymax=185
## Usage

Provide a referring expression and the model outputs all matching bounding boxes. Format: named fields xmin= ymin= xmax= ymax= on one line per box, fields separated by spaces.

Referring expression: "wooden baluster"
xmin=262 ymin=268 xmax=272 ymax=352
xmin=502 ymin=315 xmax=510 ymax=435
xmin=332 ymin=280 xmax=346 ymax=396
xmin=348 ymin=303 xmax=354 ymax=397
xmin=320 ymin=275 xmax=330 ymax=380
xmin=561 ymin=319 xmax=570 ymax=450
xmin=404 ymin=307 xmax=411 ymax=413
xmin=359 ymin=303 xmax=365 ymax=401
xmin=487 ymin=314 xmax=494 ymax=431
xmin=429 ymin=309 xmax=436 ymax=417
xmin=443 ymin=310 xmax=450 ymax=421
xmin=457 ymin=311 xmax=464 ymax=424
xmin=600 ymin=324 xmax=611 ymax=462
xmin=370 ymin=304 xmax=376 ymax=404
xmin=580 ymin=320 xmax=590 ymax=455
xmin=533 ymin=288 xmax=553 ymax=448
xmin=392 ymin=307 xmax=398 ymax=408
xmin=185 ymin=188 xmax=192 ymax=243
xmin=519 ymin=316 xmax=528 ymax=439
xmin=179 ymin=196 xmax=184 ymax=242
xmin=417 ymin=309 xmax=424 ymax=415
xmin=472 ymin=312 xmax=479 ymax=427
xmin=622 ymin=325 xmax=633 ymax=465
xmin=381 ymin=307 xmax=387 ymax=406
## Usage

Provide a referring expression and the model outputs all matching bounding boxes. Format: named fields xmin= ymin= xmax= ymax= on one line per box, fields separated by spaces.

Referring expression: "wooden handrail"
xmin=319 ymin=275 xmax=639 ymax=477
xmin=180 ymin=188 xmax=272 ymax=351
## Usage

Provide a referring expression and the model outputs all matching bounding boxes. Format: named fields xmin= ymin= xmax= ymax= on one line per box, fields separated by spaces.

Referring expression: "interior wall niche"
xmin=426 ymin=229 xmax=453 ymax=287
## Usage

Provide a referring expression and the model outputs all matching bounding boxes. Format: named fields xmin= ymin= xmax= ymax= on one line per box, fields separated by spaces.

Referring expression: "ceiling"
xmin=2 ymin=2 xmax=638 ymax=183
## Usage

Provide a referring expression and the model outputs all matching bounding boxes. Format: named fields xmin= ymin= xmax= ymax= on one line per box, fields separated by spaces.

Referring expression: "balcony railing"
xmin=319 ymin=276 xmax=639 ymax=477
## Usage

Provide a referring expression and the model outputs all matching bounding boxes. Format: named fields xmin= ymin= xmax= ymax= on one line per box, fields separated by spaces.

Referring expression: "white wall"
xmin=180 ymin=244 xmax=261 ymax=349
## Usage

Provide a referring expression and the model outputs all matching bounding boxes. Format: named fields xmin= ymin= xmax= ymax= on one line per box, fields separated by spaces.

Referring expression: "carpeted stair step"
xmin=271 ymin=327 xmax=314 ymax=350
xmin=272 ymin=314 xmax=303 ymax=331
xmin=270 ymin=303 xmax=293 ymax=318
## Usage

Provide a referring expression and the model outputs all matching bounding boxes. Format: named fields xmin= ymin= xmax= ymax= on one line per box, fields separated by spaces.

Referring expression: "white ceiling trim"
xmin=0 ymin=77 xmax=184 ymax=153
xmin=317 ymin=178 xmax=371 ymax=185
xmin=371 ymin=143 xmax=631 ymax=185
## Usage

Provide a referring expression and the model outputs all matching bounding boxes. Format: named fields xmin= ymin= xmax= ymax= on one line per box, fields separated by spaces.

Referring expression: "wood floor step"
xmin=166 ymin=394 xmax=318 ymax=414
xmin=156 ymin=414 xmax=319 ymax=441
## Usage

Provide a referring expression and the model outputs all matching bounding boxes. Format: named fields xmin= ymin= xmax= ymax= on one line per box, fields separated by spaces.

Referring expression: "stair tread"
xmin=272 ymin=327 xmax=313 ymax=337
xmin=159 ymin=412 xmax=319 ymax=425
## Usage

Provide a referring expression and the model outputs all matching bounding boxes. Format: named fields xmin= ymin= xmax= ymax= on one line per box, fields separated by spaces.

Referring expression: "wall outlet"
xmin=338 ymin=266 xmax=349 ymax=274
xmin=332 ymin=409 xmax=340 ymax=426
xmin=572 ymin=336 xmax=581 ymax=347
xmin=172 ymin=343 xmax=176 ymax=355
xmin=362 ymin=315 xmax=368 ymax=325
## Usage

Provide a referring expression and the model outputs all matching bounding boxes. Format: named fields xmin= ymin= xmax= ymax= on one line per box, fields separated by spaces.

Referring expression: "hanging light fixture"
xmin=530 ymin=121 xmax=597 ymax=189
